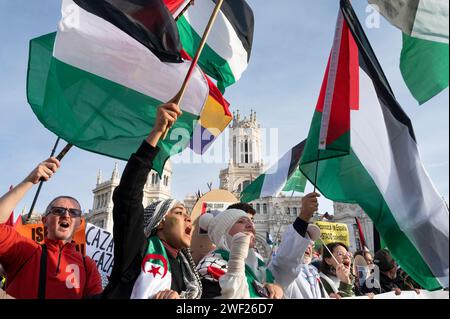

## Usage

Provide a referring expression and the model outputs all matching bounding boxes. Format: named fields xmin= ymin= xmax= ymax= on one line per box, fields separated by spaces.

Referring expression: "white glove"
xmin=227 ymin=232 xmax=251 ymax=275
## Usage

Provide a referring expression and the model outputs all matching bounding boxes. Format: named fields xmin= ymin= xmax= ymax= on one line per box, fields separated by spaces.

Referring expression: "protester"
xmin=197 ymin=209 xmax=283 ymax=299
xmin=319 ymin=242 xmax=355 ymax=298
xmin=102 ymin=103 xmax=202 ymax=299
xmin=361 ymin=249 xmax=420 ymax=295
xmin=0 ymin=162 xmax=103 ymax=299
xmin=268 ymin=192 xmax=329 ymax=299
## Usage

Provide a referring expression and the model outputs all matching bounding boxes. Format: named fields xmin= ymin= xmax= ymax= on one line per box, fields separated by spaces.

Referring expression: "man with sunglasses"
xmin=0 ymin=159 xmax=103 ymax=299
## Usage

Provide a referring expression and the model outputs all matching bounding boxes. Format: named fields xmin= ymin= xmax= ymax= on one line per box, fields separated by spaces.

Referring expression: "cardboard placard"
xmin=15 ymin=218 xmax=86 ymax=255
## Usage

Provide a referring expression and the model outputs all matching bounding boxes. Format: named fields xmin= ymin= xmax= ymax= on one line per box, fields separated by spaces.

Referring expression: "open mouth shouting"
xmin=343 ymin=260 xmax=351 ymax=269
xmin=58 ymin=220 xmax=71 ymax=230
xmin=184 ymin=226 xmax=192 ymax=238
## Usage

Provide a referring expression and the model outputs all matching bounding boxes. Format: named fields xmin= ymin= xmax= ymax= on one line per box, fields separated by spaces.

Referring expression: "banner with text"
xmin=85 ymin=223 xmax=114 ymax=278
xmin=314 ymin=221 xmax=350 ymax=247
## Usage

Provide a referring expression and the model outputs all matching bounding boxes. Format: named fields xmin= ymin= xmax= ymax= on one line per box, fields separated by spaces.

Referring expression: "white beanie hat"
xmin=199 ymin=209 xmax=248 ymax=246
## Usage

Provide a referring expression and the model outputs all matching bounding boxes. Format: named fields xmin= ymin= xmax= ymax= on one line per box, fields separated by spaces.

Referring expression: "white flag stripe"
xmin=54 ymin=0 xmax=208 ymax=116
xmin=183 ymin=0 xmax=248 ymax=80
xmin=352 ymin=69 xmax=449 ymax=287
xmin=260 ymin=150 xmax=293 ymax=198
xmin=412 ymin=0 xmax=449 ymax=43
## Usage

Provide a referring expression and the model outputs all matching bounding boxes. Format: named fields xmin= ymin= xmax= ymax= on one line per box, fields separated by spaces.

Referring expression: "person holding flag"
xmin=268 ymin=193 xmax=329 ymax=299
xmin=0 ymin=161 xmax=103 ymax=299
xmin=102 ymin=103 xmax=202 ymax=299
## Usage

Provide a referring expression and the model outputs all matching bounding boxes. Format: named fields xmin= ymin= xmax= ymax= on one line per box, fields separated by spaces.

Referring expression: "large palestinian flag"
xmin=300 ymin=0 xmax=449 ymax=290
xmin=368 ymin=0 xmax=449 ymax=104
xmin=27 ymin=0 xmax=215 ymax=174
xmin=241 ymin=140 xmax=306 ymax=203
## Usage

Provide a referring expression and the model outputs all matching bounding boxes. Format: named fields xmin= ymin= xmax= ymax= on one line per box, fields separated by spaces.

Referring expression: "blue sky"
xmin=0 ymin=0 xmax=448 ymax=218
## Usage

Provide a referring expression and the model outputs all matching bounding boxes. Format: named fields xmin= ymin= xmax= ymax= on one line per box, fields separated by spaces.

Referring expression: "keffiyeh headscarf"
xmin=142 ymin=199 xmax=202 ymax=299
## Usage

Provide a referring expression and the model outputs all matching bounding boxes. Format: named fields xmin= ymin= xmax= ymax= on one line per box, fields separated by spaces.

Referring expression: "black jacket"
xmin=102 ymin=141 xmax=159 ymax=299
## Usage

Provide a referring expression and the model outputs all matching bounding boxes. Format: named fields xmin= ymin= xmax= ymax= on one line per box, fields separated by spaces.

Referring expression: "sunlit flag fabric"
xmin=282 ymin=169 xmax=307 ymax=193
xmin=177 ymin=0 xmax=254 ymax=93
xmin=241 ymin=140 xmax=306 ymax=203
xmin=368 ymin=0 xmax=449 ymax=105
xmin=27 ymin=0 xmax=211 ymax=175
xmin=300 ymin=0 xmax=449 ymax=290
xmin=172 ymin=0 xmax=254 ymax=154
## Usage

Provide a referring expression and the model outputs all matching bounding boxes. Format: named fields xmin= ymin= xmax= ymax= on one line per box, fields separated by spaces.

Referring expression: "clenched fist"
xmin=299 ymin=192 xmax=320 ymax=222
xmin=25 ymin=157 xmax=61 ymax=184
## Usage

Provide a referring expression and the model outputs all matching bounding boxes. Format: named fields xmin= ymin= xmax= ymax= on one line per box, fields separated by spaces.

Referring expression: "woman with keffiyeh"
xmin=102 ymin=103 xmax=202 ymax=299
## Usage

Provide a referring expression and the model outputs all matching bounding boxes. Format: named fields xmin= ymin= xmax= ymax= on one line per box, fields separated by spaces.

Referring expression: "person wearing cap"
xmin=268 ymin=192 xmax=329 ymax=299
xmin=0 ymin=161 xmax=103 ymax=298
xmin=197 ymin=209 xmax=283 ymax=299
xmin=102 ymin=103 xmax=202 ymax=299
xmin=361 ymin=249 xmax=420 ymax=295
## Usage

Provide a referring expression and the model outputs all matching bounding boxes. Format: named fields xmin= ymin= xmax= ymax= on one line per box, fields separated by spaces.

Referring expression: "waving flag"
xmin=300 ymin=0 xmax=449 ymax=290
xmin=241 ymin=140 xmax=306 ymax=203
xmin=27 ymin=0 xmax=211 ymax=174
xmin=368 ymin=0 xmax=449 ymax=104
xmin=176 ymin=0 xmax=254 ymax=154
xmin=177 ymin=0 xmax=254 ymax=92
xmin=282 ymin=168 xmax=307 ymax=193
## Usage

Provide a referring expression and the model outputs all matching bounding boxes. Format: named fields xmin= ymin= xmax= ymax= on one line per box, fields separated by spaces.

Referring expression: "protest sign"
xmin=314 ymin=221 xmax=350 ymax=247
xmin=15 ymin=218 xmax=86 ymax=255
xmin=85 ymin=223 xmax=114 ymax=278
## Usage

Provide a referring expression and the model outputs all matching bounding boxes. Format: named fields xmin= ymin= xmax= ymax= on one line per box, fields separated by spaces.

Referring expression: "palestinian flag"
xmin=282 ymin=169 xmax=307 ymax=193
xmin=177 ymin=0 xmax=254 ymax=92
xmin=369 ymin=0 xmax=449 ymax=104
xmin=241 ymin=140 xmax=306 ymax=203
xmin=27 ymin=0 xmax=212 ymax=174
xmin=300 ymin=0 xmax=449 ymax=290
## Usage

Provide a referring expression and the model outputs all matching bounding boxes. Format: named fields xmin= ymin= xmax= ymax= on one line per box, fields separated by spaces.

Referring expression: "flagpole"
xmin=313 ymin=149 xmax=320 ymax=193
xmin=162 ymin=0 xmax=225 ymax=140
xmin=318 ymin=237 xmax=340 ymax=266
xmin=26 ymin=137 xmax=61 ymax=221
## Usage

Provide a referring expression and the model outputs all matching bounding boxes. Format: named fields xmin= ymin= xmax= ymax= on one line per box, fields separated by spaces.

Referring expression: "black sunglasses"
xmin=48 ymin=206 xmax=82 ymax=218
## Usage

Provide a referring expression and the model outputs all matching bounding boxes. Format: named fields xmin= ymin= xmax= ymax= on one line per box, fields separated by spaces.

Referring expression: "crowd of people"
xmin=0 ymin=103 xmax=423 ymax=299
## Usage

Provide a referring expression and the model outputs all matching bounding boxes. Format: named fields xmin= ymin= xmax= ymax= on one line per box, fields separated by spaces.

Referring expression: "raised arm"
xmin=0 ymin=157 xmax=60 ymax=223
xmin=107 ymin=103 xmax=181 ymax=281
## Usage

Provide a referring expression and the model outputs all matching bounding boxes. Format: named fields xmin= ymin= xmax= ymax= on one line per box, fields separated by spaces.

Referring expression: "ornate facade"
xmin=85 ymin=161 xmax=173 ymax=233
xmin=86 ymin=110 xmax=374 ymax=259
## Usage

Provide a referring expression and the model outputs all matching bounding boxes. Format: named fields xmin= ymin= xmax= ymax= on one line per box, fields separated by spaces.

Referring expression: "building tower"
xmin=219 ymin=109 xmax=264 ymax=196
xmin=86 ymin=161 xmax=173 ymax=232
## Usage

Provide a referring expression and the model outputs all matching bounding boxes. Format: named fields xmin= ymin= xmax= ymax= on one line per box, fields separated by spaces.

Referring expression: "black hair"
xmin=320 ymin=242 xmax=349 ymax=276
xmin=227 ymin=202 xmax=256 ymax=216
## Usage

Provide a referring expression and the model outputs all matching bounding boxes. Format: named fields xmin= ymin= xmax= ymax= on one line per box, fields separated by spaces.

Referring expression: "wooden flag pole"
xmin=161 ymin=0 xmax=225 ymax=141
xmin=27 ymin=137 xmax=61 ymax=221
xmin=313 ymin=149 xmax=320 ymax=193
xmin=318 ymin=236 xmax=341 ymax=266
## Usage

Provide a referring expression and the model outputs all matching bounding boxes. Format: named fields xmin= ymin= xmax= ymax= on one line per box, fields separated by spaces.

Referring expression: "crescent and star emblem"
xmin=141 ymin=254 xmax=168 ymax=278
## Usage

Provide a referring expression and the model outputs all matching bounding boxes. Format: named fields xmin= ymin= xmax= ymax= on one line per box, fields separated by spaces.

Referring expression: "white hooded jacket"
xmin=268 ymin=223 xmax=328 ymax=299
